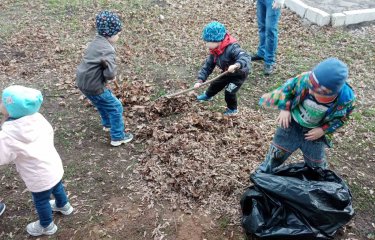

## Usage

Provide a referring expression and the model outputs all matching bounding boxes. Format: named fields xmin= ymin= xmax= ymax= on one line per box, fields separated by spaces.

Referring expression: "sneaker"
xmin=224 ymin=108 xmax=238 ymax=116
xmin=49 ymin=200 xmax=74 ymax=215
xmin=0 ymin=203 xmax=5 ymax=216
xmin=251 ymin=54 xmax=264 ymax=61
xmin=110 ymin=133 xmax=134 ymax=147
xmin=26 ymin=221 xmax=57 ymax=236
xmin=264 ymin=64 xmax=276 ymax=75
xmin=197 ymin=92 xmax=212 ymax=102
xmin=103 ymin=126 xmax=110 ymax=132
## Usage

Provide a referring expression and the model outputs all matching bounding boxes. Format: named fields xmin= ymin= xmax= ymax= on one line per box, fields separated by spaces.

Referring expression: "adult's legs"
xmin=264 ymin=0 xmax=281 ymax=66
xmin=256 ymin=0 xmax=267 ymax=59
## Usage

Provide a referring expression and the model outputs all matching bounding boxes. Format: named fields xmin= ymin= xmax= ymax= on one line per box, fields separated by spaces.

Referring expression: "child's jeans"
xmin=86 ymin=89 xmax=125 ymax=141
xmin=256 ymin=0 xmax=281 ymax=66
xmin=258 ymin=119 xmax=328 ymax=173
xmin=205 ymin=75 xmax=246 ymax=110
xmin=31 ymin=181 xmax=68 ymax=227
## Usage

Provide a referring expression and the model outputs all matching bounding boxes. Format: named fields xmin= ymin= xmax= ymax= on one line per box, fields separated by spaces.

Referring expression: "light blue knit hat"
xmin=1 ymin=85 xmax=43 ymax=118
xmin=202 ymin=21 xmax=226 ymax=42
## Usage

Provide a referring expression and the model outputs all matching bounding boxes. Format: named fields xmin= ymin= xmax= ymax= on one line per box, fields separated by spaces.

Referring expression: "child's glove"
xmin=228 ymin=63 xmax=241 ymax=73
xmin=272 ymin=0 xmax=284 ymax=9
xmin=194 ymin=80 xmax=203 ymax=89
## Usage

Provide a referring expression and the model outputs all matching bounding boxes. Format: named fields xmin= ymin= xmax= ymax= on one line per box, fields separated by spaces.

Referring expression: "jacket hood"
xmin=337 ymin=83 xmax=355 ymax=105
xmin=1 ymin=113 xmax=50 ymax=144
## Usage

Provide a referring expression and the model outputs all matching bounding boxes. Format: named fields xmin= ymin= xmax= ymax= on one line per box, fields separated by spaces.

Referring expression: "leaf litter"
xmin=104 ymin=80 xmax=274 ymax=222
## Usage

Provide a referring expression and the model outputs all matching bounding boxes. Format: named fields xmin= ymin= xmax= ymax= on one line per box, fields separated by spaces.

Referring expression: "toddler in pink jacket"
xmin=0 ymin=85 xmax=73 ymax=236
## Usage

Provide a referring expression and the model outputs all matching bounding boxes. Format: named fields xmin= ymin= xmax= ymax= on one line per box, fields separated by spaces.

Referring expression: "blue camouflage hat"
xmin=1 ymin=85 xmax=43 ymax=119
xmin=96 ymin=10 xmax=122 ymax=37
xmin=202 ymin=21 xmax=226 ymax=42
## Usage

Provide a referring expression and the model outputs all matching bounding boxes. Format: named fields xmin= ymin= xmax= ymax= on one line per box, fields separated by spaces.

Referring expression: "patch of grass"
xmin=351 ymin=109 xmax=375 ymax=132
xmin=351 ymin=108 xmax=375 ymax=122
xmin=66 ymin=16 xmax=81 ymax=32
xmin=363 ymin=108 xmax=375 ymax=117
xmin=0 ymin=166 xmax=16 ymax=179
xmin=218 ymin=216 xmax=231 ymax=230
xmin=63 ymin=161 xmax=84 ymax=179
xmin=364 ymin=120 xmax=375 ymax=132
xmin=55 ymin=129 xmax=75 ymax=148
xmin=348 ymin=182 xmax=375 ymax=212
xmin=151 ymin=87 xmax=167 ymax=100
xmin=329 ymin=155 xmax=341 ymax=166
xmin=46 ymin=0 xmax=82 ymax=14
xmin=351 ymin=112 xmax=362 ymax=121
xmin=207 ymin=97 xmax=226 ymax=112
xmin=0 ymin=13 xmax=27 ymax=40
xmin=47 ymin=0 xmax=106 ymax=9
xmin=0 ymin=22 xmax=16 ymax=40
xmin=266 ymin=78 xmax=284 ymax=92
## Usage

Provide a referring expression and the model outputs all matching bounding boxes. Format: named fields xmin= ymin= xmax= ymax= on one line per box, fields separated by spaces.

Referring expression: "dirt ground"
xmin=0 ymin=0 xmax=374 ymax=239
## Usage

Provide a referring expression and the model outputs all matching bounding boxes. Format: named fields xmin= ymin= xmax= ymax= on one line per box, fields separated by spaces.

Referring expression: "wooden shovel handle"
xmin=164 ymin=71 xmax=229 ymax=98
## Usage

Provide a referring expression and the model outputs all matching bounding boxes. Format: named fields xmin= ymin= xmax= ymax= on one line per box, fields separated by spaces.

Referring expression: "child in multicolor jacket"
xmin=0 ymin=86 xmax=73 ymax=236
xmin=258 ymin=58 xmax=355 ymax=172
xmin=194 ymin=21 xmax=251 ymax=116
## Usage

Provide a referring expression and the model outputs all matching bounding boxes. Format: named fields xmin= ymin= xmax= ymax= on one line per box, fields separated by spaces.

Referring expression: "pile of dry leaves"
xmin=110 ymin=80 xmax=274 ymax=220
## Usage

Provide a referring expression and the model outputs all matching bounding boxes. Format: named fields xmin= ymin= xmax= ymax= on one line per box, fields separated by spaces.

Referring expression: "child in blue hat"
xmin=76 ymin=10 xmax=133 ymax=146
xmin=0 ymin=85 xmax=73 ymax=236
xmin=257 ymin=58 xmax=356 ymax=172
xmin=194 ymin=21 xmax=251 ymax=116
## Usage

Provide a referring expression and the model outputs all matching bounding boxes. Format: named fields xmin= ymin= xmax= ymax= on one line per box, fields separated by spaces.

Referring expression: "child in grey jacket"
xmin=76 ymin=10 xmax=133 ymax=146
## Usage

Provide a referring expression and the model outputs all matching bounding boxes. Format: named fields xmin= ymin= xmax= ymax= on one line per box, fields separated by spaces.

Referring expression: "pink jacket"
xmin=0 ymin=113 xmax=64 ymax=193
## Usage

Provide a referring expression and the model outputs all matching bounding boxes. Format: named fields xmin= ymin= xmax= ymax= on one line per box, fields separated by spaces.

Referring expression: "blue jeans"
xmin=256 ymin=0 xmax=281 ymax=66
xmin=32 ymin=181 xmax=68 ymax=227
xmin=86 ymin=89 xmax=125 ymax=141
xmin=258 ymin=119 xmax=328 ymax=173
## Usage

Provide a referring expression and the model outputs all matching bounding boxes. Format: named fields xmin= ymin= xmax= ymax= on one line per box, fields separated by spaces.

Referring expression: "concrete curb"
xmin=285 ymin=0 xmax=375 ymax=27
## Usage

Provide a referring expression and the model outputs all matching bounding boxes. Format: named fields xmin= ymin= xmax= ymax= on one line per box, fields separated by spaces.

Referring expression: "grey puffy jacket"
xmin=76 ymin=35 xmax=117 ymax=96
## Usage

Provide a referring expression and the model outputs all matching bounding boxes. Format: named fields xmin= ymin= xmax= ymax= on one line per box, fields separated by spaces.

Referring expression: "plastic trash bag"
xmin=241 ymin=163 xmax=354 ymax=239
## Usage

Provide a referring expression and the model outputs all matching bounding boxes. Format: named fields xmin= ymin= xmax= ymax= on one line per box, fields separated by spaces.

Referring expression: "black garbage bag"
xmin=241 ymin=163 xmax=354 ymax=239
